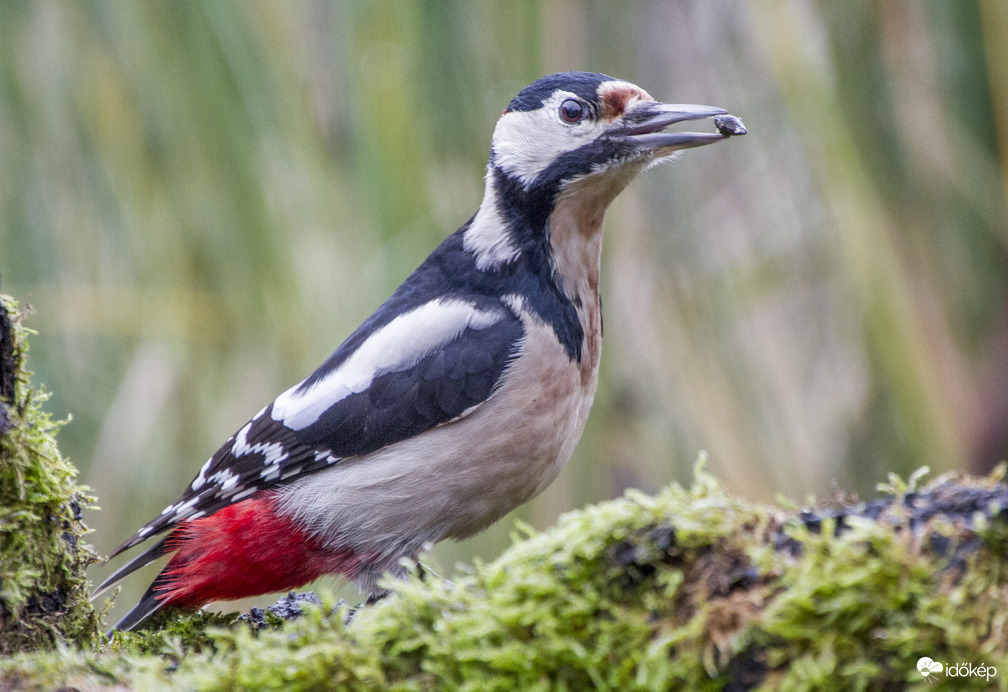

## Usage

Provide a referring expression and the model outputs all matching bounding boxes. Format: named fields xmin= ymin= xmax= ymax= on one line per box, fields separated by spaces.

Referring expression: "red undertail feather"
xmin=153 ymin=495 xmax=359 ymax=608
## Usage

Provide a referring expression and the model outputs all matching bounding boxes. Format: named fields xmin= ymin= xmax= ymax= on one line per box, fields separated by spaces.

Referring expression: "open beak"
xmin=607 ymin=102 xmax=747 ymax=154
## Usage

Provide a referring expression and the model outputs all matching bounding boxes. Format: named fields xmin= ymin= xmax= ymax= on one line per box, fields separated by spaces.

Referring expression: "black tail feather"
xmin=92 ymin=535 xmax=171 ymax=602
xmin=108 ymin=581 xmax=167 ymax=633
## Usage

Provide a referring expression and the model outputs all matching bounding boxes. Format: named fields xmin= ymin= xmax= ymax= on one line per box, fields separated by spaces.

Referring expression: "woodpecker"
xmin=95 ymin=71 xmax=745 ymax=631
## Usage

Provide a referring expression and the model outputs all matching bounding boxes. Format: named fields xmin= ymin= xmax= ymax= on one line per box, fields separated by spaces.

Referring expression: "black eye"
xmin=559 ymin=99 xmax=584 ymax=123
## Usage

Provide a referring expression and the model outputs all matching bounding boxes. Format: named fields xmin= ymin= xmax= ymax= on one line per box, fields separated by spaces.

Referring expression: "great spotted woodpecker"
xmin=95 ymin=71 xmax=745 ymax=631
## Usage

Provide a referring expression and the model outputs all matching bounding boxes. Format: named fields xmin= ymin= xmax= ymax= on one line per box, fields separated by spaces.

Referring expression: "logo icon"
xmin=918 ymin=657 xmax=943 ymax=682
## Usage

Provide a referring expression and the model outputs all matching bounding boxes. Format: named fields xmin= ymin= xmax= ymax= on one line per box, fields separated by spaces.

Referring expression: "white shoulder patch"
xmin=271 ymin=298 xmax=504 ymax=431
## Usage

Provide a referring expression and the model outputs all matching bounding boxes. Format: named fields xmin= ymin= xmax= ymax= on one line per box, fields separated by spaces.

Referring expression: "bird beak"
xmin=607 ymin=102 xmax=747 ymax=154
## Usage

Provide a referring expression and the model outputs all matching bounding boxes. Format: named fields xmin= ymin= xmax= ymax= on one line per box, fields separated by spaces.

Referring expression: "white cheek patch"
xmin=271 ymin=298 xmax=504 ymax=431
xmin=491 ymin=109 xmax=557 ymax=185
xmin=491 ymin=91 xmax=605 ymax=187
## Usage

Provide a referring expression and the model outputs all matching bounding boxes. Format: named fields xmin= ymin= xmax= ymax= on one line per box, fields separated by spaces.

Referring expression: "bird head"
xmin=465 ymin=71 xmax=745 ymax=270
xmin=490 ymin=71 xmax=743 ymax=196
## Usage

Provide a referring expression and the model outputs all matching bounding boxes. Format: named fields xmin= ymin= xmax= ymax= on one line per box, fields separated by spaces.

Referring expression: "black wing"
xmin=105 ymin=301 xmax=523 ymax=562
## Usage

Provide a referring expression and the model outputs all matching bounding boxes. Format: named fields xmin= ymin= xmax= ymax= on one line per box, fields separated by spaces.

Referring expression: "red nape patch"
xmin=153 ymin=495 xmax=360 ymax=608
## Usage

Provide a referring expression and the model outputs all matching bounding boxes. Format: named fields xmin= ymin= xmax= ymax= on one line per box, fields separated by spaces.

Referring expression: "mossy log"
xmin=1 ymin=293 xmax=1006 ymax=690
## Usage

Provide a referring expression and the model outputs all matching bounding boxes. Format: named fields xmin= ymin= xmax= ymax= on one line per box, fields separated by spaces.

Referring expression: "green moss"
xmin=0 ymin=294 xmax=100 ymax=653
xmin=7 ymin=459 xmax=1008 ymax=690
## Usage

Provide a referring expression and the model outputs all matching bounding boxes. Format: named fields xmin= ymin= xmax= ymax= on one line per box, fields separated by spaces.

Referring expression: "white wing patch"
xmin=271 ymin=298 xmax=504 ymax=431
xmin=231 ymin=421 xmax=289 ymax=468
xmin=314 ymin=449 xmax=340 ymax=465
xmin=190 ymin=457 xmax=214 ymax=491
xmin=171 ymin=495 xmax=202 ymax=520
xmin=231 ymin=487 xmax=258 ymax=502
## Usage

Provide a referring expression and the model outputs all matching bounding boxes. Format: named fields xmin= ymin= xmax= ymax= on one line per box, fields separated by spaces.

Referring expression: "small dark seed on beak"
xmin=714 ymin=114 xmax=747 ymax=137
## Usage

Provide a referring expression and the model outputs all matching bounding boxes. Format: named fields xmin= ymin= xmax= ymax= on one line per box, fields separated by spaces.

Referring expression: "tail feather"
xmin=109 ymin=582 xmax=167 ymax=633
xmin=92 ymin=535 xmax=171 ymax=602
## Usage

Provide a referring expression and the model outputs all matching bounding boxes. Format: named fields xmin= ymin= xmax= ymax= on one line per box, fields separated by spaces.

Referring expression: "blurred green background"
xmin=2 ymin=1 xmax=1007 ymax=623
